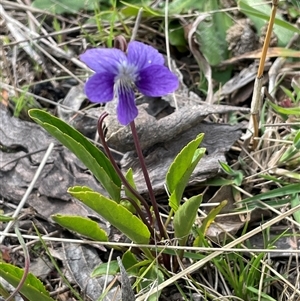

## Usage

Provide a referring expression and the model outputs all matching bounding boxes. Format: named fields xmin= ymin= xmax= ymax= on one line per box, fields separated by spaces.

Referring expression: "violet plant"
xmin=28 ymin=38 xmax=208 ymax=298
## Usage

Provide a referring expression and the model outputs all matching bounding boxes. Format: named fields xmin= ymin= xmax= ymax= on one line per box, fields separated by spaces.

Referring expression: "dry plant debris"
xmin=1 ymin=0 xmax=300 ymax=300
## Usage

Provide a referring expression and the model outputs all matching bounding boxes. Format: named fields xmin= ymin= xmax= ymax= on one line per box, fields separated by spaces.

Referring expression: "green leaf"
xmin=166 ymin=133 xmax=205 ymax=211
xmin=0 ymin=263 xmax=55 ymax=301
xmin=291 ymin=194 xmax=300 ymax=224
xmin=120 ymin=1 xmax=162 ymax=17
xmin=293 ymin=130 xmax=300 ymax=149
xmin=0 ymin=282 xmax=10 ymax=299
xmin=121 ymin=168 xmax=141 ymax=213
xmin=68 ymin=186 xmax=150 ymax=244
xmin=168 ymin=0 xmax=204 ymax=14
xmin=0 ymin=215 xmax=15 ymax=222
xmin=32 ymin=0 xmax=98 ymax=14
xmin=279 ymin=148 xmax=296 ymax=164
xmin=174 ymin=194 xmax=203 ymax=246
xmin=29 ymin=109 xmax=121 ymax=201
xmin=122 ymin=250 xmax=139 ymax=275
xmin=193 ymin=200 xmax=227 ymax=247
xmin=279 ymin=131 xmax=300 ymax=163
xmin=91 ymin=260 xmax=119 ymax=277
xmin=52 ymin=214 xmax=108 ymax=241
xmin=138 ymin=266 xmax=164 ymax=301
xmin=199 ymin=200 xmax=227 ymax=235
xmin=281 ymin=85 xmax=295 ymax=102
xmin=168 ymin=21 xmax=187 ymax=51
xmin=238 ymin=0 xmax=299 ymax=46
xmin=219 ymin=161 xmax=244 ymax=186
xmin=195 ymin=1 xmax=232 ymax=66
xmin=268 ymin=100 xmax=300 ymax=116
xmin=246 ymin=286 xmax=277 ymax=301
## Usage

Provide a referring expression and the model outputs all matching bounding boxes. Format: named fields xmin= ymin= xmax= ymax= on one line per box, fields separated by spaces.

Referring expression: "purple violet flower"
xmin=80 ymin=41 xmax=179 ymax=125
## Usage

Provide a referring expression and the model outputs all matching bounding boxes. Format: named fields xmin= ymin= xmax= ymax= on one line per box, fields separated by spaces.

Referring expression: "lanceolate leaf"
xmin=174 ymin=194 xmax=203 ymax=246
xmin=68 ymin=186 xmax=150 ymax=244
xmin=166 ymin=134 xmax=205 ymax=211
xmin=29 ymin=109 xmax=121 ymax=201
xmin=0 ymin=263 xmax=55 ymax=301
xmin=52 ymin=215 xmax=108 ymax=242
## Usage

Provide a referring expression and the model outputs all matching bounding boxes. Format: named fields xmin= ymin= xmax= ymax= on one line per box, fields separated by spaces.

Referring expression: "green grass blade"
xmin=241 ymin=183 xmax=300 ymax=206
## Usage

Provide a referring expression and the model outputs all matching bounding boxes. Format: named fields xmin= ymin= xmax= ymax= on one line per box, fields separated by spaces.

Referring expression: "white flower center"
xmin=113 ymin=61 xmax=138 ymax=100
xmin=115 ymin=61 xmax=138 ymax=86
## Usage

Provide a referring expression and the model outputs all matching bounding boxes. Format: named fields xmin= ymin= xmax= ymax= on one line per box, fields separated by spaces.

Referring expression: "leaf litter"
xmin=1 ymin=0 xmax=300 ymax=300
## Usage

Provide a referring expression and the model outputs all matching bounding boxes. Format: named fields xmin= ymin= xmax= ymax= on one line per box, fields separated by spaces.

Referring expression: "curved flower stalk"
xmin=80 ymin=41 xmax=178 ymax=125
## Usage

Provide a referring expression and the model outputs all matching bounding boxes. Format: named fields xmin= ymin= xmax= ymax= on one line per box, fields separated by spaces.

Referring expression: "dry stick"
xmin=247 ymin=0 xmax=279 ymax=150
xmin=135 ymin=203 xmax=300 ymax=301
xmin=0 ymin=143 xmax=54 ymax=244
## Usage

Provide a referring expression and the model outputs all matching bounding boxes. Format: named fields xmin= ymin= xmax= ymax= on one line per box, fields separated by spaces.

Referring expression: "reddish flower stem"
xmin=97 ymin=113 xmax=154 ymax=236
xmin=130 ymin=121 xmax=167 ymax=240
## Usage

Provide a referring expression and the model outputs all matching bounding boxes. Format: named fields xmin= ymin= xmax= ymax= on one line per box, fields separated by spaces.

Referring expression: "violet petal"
xmin=80 ymin=48 xmax=126 ymax=74
xmin=117 ymin=87 xmax=138 ymax=125
xmin=127 ymin=41 xmax=165 ymax=71
xmin=84 ymin=73 xmax=115 ymax=103
xmin=136 ymin=65 xmax=179 ymax=97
